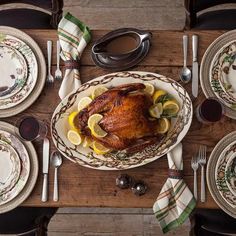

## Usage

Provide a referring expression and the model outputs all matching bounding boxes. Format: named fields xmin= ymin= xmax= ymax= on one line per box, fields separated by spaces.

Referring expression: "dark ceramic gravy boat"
xmin=92 ymin=29 xmax=151 ymax=59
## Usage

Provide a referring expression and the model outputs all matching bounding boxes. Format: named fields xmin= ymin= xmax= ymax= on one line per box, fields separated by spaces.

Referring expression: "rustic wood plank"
xmin=23 ymin=30 xmax=226 ymax=67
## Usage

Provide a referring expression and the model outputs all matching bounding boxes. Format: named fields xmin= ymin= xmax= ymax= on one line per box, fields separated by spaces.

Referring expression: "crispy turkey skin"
xmin=75 ymin=83 xmax=161 ymax=152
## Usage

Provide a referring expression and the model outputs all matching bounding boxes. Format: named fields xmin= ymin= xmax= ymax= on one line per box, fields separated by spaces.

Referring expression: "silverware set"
xmin=180 ymin=34 xmax=199 ymax=98
xmin=41 ymin=137 xmax=63 ymax=202
xmin=46 ymin=40 xmax=62 ymax=84
xmin=191 ymin=145 xmax=207 ymax=202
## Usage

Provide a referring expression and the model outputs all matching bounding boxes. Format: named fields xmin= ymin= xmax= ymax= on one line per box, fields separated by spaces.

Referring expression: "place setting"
xmin=2 ymin=9 xmax=236 ymax=235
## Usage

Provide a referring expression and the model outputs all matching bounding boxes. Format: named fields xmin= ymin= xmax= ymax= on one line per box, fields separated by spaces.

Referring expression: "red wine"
xmin=18 ymin=117 xmax=40 ymax=141
xmin=198 ymin=99 xmax=223 ymax=122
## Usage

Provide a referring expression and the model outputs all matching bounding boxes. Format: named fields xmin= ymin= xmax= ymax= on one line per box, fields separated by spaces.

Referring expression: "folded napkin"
xmin=58 ymin=12 xmax=91 ymax=99
xmin=153 ymin=143 xmax=196 ymax=234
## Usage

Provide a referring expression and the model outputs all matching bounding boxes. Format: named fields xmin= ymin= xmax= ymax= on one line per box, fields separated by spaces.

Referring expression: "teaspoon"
xmin=51 ymin=151 xmax=63 ymax=202
xmin=180 ymin=35 xmax=191 ymax=83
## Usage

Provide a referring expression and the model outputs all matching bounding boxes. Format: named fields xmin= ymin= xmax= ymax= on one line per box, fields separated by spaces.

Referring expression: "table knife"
xmin=41 ymin=137 xmax=50 ymax=202
xmin=192 ymin=35 xmax=199 ymax=98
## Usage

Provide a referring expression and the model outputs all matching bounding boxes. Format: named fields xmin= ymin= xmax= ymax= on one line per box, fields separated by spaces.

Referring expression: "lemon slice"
xmin=78 ymin=97 xmax=92 ymax=111
xmin=68 ymin=111 xmax=78 ymax=130
xmin=149 ymin=103 xmax=163 ymax=118
xmin=153 ymin=90 xmax=167 ymax=104
xmin=92 ymin=141 xmax=110 ymax=155
xmin=157 ymin=118 xmax=170 ymax=134
xmin=90 ymin=123 xmax=107 ymax=138
xmin=162 ymin=100 xmax=179 ymax=116
xmin=144 ymin=83 xmax=155 ymax=96
xmin=92 ymin=86 xmax=108 ymax=99
xmin=88 ymin=114 xmax=103 ymax=130
xmin=67 ymin=130 xmax=82 ymax=145
xmin=82 ymin=137 xmax=92 ymax=148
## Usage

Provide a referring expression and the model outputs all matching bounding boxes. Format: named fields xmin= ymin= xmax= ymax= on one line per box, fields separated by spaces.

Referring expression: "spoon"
xmin=180 ymin=35 xmax=191 ymax=83
xmin=51 ymin=151 xmax=62 ymax=202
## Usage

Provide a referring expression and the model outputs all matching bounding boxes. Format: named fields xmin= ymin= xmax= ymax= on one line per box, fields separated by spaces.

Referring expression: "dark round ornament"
xmin=116 ymin=174 xmax=133 ymax=189
xmin=131 ymin=181 xmax=148 ymax=196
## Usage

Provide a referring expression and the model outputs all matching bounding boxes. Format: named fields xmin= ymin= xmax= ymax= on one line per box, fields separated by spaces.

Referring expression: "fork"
xmin=55 ymin=40 xmax=62 ymax=80
xmin=191 ymin=155 xmax=199 ymax=200
xmin=47 ymin=40 xmax=54 ymax=83
xmin=198 ymin=145 xmax=207 ymax=202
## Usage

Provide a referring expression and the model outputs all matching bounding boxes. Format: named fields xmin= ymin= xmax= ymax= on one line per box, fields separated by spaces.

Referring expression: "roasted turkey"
xmin=75 ymin=83 xmax=162 ymax=152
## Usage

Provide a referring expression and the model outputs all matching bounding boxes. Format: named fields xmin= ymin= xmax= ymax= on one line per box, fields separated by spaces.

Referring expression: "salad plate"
xmin=0 ymin=141 xmax=21 ymax=196
xmin=0 ymin=44 xmax=28 ymax=100
xmin=51 ymin=71 xmax=192 ymax=170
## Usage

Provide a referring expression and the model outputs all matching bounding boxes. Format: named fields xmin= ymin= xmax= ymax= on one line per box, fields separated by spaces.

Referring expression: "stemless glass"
xmin=195 ymin=98 xmax=224 ymax=124
xmin=15 ymin=116 xmax=48 ymax=141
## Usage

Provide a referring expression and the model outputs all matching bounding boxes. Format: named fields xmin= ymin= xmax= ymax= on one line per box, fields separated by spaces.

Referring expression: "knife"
xmin=192 ymin=35 xmax=199 ymax=98
xmin=41 ymin=137 xmax=50 ymax=202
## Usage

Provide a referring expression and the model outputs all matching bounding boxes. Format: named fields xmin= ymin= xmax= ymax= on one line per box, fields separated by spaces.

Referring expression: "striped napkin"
xmin=58 ymin=12 xmax=91 ymax=99
xmin=153 ymin=143 xmax=196 ymax=234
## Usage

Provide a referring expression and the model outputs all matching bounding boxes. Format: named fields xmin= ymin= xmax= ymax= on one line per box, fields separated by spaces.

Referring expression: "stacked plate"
xmin=207 ymin=132 xmax=236 ymax=218
xmin=0 ymin=26 xmax=46 ymax=118
xmin=201 ymin=30 xmax=236 ymax=119
xmin=0 ymin=121 xmax=38 ymax=214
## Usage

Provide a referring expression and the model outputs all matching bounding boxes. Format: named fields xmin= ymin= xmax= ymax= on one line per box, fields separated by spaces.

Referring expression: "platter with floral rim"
xmin=225 ymin=152 xmax=236 ymax=197
xmin=51 ymin=71 xmax=193 ymax=170
xmin=0 ymin=44 xmax=28 ymax=100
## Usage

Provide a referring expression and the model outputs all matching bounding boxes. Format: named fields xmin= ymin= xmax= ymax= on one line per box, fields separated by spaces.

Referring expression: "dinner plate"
xmin=0 ymin=122 xmax=38 ymax=214
xmin=0 ymin=129 xmax=30 ymax=206
xmin=225 ymin=152 xmax=236 ymax=197
xmin=0 ymin=44 xmax=28 ymax=100
xmin=0 ymin=141 xmax=21 ymax=196
xmin=0 ymin=26 xmax=46 ymax=118
xmin=210 ymin=40 xmax=236 ymax=109
xmin=207 ymin=131 xmax=236 ymax=218
xmin=200 ymin=30 xmax=236 ymax=119
xmin=0 ymin=32 xmax=38 ymax=109
xmin=51 ymin=71 xmax=193 ymax=170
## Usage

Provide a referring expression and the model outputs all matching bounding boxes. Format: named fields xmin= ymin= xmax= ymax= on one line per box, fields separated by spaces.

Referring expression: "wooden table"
xmin=9 ymin=29 xmax=233 ymax=209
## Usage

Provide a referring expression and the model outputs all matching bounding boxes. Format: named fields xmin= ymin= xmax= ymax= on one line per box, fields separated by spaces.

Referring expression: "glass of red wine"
xmin=196 ymin=98 xmax=224 ymax=124
xmin=15 ymin=116 xmax=48 ymax=141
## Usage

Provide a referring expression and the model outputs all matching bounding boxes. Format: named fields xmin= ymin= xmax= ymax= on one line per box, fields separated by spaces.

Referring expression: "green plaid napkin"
xmin=153 ymin=143 xmax=196 ymax=233
xmin=58 ymin=12 xmax=91 ymax=99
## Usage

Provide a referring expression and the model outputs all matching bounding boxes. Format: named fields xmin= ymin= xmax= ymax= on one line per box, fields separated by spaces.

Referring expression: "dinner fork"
xmin=47 ymin=40 xmax=54 ymax=83
xmin=198 ymin=145 xmax=207 ymax=203
xmin=55 ymin=40 xmax=62 ymax=80
xmin=191 ymin=155 xmax=199 ymax=200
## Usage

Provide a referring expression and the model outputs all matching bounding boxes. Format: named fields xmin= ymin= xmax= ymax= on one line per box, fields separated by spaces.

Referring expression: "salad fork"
xmin=198 ymin=145 xmax=207 ymax=202
xmin=47 ymin=40 xmax=54 ymax=83
xmin=55 ymin=40 xmax=62 ymax=80
xmin=191 ymin=155 xmax=199 ymax=200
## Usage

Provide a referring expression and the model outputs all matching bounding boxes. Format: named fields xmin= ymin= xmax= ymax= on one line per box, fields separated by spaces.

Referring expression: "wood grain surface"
xmin=6 ymin=29 xmax=231 ymax=209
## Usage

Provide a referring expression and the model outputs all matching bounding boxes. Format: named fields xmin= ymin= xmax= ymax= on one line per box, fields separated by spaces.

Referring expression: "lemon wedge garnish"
xmin=149 ymin=103 xmax=163 ymax=118
xmin=162 ymin=100 xmax=179 ymax=116
xmin=92 ymin=141 xmax=110 ymax=155
xmin=153 ymin=90 xmax=167 ymax=104
xmin=88 ymin=114 xmax=103 ymax=130
xmin=68 ymin=111 xmax=78 ymax=130
xmin=82 ymin=137 xmax=92 ymax=148
xmin=157 ymin=118 xmax=170 ymax=134
xmin=92 ymin=86 xmax=108 ymax=99
xmin=78 ymin=97 xmax=92 ymax=111
xmin=144 ymin=83 xmax=155 ymax=96
xmin=67 ymin=130 xmax=82 ymax=145
xmin=90 ymin=123 xmax=107 ymax=138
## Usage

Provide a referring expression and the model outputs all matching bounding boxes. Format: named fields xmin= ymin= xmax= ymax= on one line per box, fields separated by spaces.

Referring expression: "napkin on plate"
xmin=58 ymin=12 xmax=91 ymax=99
xmin=153 ymin=143 xmax=196 ymax=234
